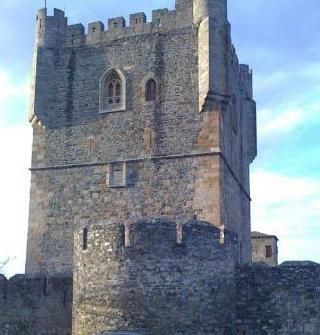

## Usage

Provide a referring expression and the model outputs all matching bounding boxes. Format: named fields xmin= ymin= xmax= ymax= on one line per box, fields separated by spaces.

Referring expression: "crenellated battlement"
xmin=0 ymin=274 xmax=71 ymax=302
xmin=240 ymin=63 xmax=253 ymax=99
xmin=35 ymin=8 xmax=67 ymax=48
xmin=73 ymin=218 xmax=238 ymax=335
xmin=36 ymin=3 xmax=194 ymax=49
xmin=0 ymin=274 xmax=72 ymax=334
xmin=75 ymin=219 xmax=239 ymax=255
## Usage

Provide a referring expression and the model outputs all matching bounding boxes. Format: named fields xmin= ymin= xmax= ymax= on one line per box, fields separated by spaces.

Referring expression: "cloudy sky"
xmin=0 ymin=0 xmax=319 ymax=276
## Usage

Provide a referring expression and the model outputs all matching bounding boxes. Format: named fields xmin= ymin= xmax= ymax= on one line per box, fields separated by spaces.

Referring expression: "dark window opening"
xmin=43 ymin=277 xmax=49 ymax=296
xmin=116 ymin=82 xmax=121 ymax=97
xmin=145 ymin=79 xmax=157 ymax=101
xmin=114 ymin=22 xmax=117 ymax=28
xmin=83 ymin=228 xmax=88 ymax=250
xmin=231 ymin=94 xmax=238 ymax=132
xmin=135 ymin=18 xmax=138 ymax=24
xmin=108 ymin=83 xmax=114 ymax=97
xmin=266 ymin=245 xmax=272 ymax=258
xmin=63 ymin=290 xmax=68 ymax=307
xmin=239 ymin=241 xmax=243 ymax=264
xmin=157 ymin=18 xmax=162 ymax=27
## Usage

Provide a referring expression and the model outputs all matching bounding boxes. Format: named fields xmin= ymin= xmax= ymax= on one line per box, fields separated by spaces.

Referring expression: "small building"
xmin=251 ymin=231 xmax=279 ymax=266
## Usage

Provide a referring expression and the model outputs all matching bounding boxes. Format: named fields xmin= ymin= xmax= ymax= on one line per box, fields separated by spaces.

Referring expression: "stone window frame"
xmin=99 ymin=67 xmax=127 ymax=113
xmin=141 ymin=73 xmax=159 ymax=104
xmin=265 ymin=244 xmax=273 ymax=258
xmin=108 ymin=162 xmax=127 ymax=188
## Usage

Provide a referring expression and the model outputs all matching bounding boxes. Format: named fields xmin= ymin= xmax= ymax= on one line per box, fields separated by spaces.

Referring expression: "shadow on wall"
xmin=74 ymin=219 xmax=239 ymax=335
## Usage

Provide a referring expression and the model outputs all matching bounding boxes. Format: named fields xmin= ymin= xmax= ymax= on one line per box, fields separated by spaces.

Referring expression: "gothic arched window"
xmin=100 ymin=68 xmax=126 ymax=113
xmin=105 ymin=70 xmax=122 ymax=105
xmin=145 ymin=78 xmax=157 ymax=102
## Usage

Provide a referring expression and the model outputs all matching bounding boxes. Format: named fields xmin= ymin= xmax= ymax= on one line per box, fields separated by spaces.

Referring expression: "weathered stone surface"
xmin=3 ymin=1 xmax=319 ymax=335
xmin=73 ymin=220 xmax=238 ymax=335
xmin=26 ymin=0 xmax=256 ymax=278
xmin=251 ymin=231 xmax=279 ymax=266
xmin=236 ymin=263 xmax=320 ymax=334
xmin=0 ymin=275 xmax=72 ymax=334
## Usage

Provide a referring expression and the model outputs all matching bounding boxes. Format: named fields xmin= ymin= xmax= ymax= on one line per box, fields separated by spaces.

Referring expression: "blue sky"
xmin=0 ymin=0 xmax=319 ymax=276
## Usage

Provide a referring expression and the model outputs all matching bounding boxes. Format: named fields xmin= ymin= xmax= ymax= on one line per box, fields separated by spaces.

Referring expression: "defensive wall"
xmin=73 ymin=220 xmax=238 ymax=335
xmin=236 ymin=262 xmax=320 ymax=335
xmin=0 ymin=275 xmax=72 ymax=335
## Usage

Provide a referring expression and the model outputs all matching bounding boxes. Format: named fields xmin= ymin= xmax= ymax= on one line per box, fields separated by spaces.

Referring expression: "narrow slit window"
xmin=231 ymin=94 xmax=238 ymax=132
xmin=83 ymin=228 xmax=88 ymax=250
xmin=43 ymin=277 xmax=49 ymax=296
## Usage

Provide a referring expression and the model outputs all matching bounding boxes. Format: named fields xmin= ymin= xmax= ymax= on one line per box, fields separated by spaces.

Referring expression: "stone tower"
xmin=26 ymin=0 xmax=256 ymax=277
xmin=25 ymin=0 xmax=256 ymax=333
xmin=0 ymin=1 xmax=316 ymax=334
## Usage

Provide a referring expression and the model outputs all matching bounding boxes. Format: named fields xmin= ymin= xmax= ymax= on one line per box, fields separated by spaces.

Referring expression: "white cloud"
xmin=0 ymin=68 xmax=29 ymax=126
xmin=0 ymin=69 xmax=28 ymax=102
xmin=258 ymin=108 xmax=304 ymax=137
xmin=251 ymin=169 xmax=320 ymax=264
xmin=257 ymin=87 xmax=320 ymax=138
xmin=255 ymin=70 xmax=289 ymax=93
xmin=0 ymin=125 xmax=32 ymax=277
xmin=254 ymin=62 xmax=320 ymax=96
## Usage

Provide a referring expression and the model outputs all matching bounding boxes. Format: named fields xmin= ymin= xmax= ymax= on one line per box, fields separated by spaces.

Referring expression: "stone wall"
xmin=73 ymin=220 xmax=238 ymax=335
xmin=236 ymin=262 xmax=320 ymax=335
xmin=0 ymin=275 xmax=72 ymax=335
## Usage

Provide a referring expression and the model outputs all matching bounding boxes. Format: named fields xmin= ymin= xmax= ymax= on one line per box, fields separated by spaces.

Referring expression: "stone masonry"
xmin=251 ymin=231 xmax=279 ymax=266
xmin=1 ymin=0 xmax=319 ymax=334
xmin=25 ymin=0 xmax=256 ymax=277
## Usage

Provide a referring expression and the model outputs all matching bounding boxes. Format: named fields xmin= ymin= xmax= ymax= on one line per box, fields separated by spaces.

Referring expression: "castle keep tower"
xmin=0 ymin=1 xmax=317 ymax=334
xmin=25 ymin=0 xmax=256 ymax=333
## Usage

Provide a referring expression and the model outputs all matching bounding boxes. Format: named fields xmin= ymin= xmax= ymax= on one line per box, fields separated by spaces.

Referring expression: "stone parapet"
xmin=73 ymin=219 xmax=238 ymax=335
xmin=0 ymin=275 xmax=72 ymax=335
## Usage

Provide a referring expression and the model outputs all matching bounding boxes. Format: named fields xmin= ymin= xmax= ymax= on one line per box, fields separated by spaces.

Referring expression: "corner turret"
xmin=193 ymin=0 xmax=227 ymax=25
xmin=192 ymin=0 xmax=229 ymax=111
xmin=35 ymin=8 xmax=67 ymax=48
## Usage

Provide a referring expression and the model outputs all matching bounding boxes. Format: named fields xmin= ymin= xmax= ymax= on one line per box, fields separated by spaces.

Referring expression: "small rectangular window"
xmin=109 ymin=162 xmax=126 ymax=187
xmin=266 ymin=245 xmax=272 ymax=258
